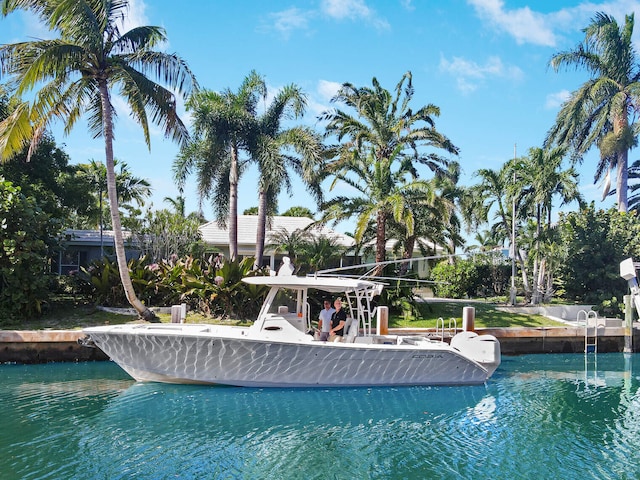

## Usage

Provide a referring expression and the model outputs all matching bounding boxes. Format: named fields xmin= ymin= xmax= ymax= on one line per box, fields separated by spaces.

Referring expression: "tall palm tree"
xmin=252 ymin=84 xmax=324 ymax=269
xmin=174 ymin=71 xmax=265 ymax=261
xmin=520 ymin=147 xmax=583 ymax=303
xmin=320 ymin=72 xmax=459 ymax=271
xmin=546 ymin=12 xmax=640 ymax=212
xmin=0 ymin=0 xmax=196 ymax=320
xmin=468 ymin=158 xmax=532 ymax=298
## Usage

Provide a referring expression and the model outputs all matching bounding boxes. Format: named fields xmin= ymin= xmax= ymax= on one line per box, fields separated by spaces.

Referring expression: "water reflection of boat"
xmin=84 ymin=275 xmax=500 ymax=387
xmin=97 ymin=382 xmax=490 ymax=430
xmin=72 ymin=382 xmax=493 ymax=479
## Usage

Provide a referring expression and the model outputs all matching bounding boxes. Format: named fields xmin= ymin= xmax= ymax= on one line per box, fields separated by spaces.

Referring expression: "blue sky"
xmin=1 ymin=0 xmax=636 ymax=236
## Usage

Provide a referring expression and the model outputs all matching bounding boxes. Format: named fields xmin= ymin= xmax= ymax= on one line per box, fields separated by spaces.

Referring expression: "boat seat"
xmin=343 ymin=317 xmax=359 ymax=343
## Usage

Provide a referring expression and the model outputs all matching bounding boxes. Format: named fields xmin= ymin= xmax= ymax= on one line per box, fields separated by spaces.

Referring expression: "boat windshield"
xmin=268 ymin=288 xmax=299 ymax=315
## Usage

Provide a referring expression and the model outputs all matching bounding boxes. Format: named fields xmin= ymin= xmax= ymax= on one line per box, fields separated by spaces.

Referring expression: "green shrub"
xmin=0 ymin=179 xmax=57 ymax=319
xmin=429 ymin=259 xmax=478 ymax=299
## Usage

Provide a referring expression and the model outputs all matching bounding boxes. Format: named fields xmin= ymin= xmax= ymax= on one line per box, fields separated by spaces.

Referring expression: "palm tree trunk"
xmin=531 ymin=204 xmax=541 ymax=305
xmin=254 ymin=189 xmax=267 ymax=269
xmin=615 ymin=114 xmax=629 ymax=213
xmin=98 ymin=80 xmax=157 ymax=321
xmin=517 ymin=250 xmax=531 ymax=301
xmin=399 ymin=235 xmax=415 ymax=275
xmin=617 ymin=149 xmax=628 ymax=212
xmin=229 ymin=145 xmax=239 ymax=261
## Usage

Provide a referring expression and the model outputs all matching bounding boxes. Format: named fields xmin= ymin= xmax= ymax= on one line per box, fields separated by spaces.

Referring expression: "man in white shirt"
xmin=318 ymin=299 xmax=335 ymax=341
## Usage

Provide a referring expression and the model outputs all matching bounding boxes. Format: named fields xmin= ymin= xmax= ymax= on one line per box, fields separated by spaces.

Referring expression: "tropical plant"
xmin=171 ymin=256 xmax=268 ymax=319
xmin=163 ymin=194 xmax=186 ymax=217
xmin=243 ymin=206 xmax=258 ymax=215
xmin=174 ymin=71 xmax=265 ymax=261
xmin=0 ymin=0 xmax=196 ymax=320
xmin=320 ymin=72 xmax=459 ymax=273
xmin=546 ymin=12 xmax=640 ymax=212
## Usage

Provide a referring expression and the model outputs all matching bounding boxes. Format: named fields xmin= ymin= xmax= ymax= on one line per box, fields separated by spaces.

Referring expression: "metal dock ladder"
xmin=578 ymin=309 xmax=602 ymax=353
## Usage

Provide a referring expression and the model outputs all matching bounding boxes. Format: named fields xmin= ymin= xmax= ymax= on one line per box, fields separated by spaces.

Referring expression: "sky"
xmin=1 ymin=0 xmax=636 ymax=237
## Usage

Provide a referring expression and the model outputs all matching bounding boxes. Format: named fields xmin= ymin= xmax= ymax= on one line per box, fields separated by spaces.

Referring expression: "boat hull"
xmin=85 ymin=326 xmax=492 ymax=387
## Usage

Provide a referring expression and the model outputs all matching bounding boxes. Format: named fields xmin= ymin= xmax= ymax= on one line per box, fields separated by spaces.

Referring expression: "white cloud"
xmin=304 ymin=80 xmax=343 ymax=119
xmin=267 ymin=7 xmax=311 ymax=38
xmin=468 ymin=0 xmax=640 ymax=48
xmin=439 ymin=55 xmax=523 ymax=93
xmin=401 ymin=0 xmax=415 ymax=11
xmin=320 ymin=0 xmax=389 ymax=30
xmin=317 ymin=80 xmax=342 ymax=101
xmin=545 ymin=90 xmax=571 ymax=109
xmin=467 ymin=0 xmax=557 ymax=46
xmin=120 ymin=0 xmax=149 ymax=31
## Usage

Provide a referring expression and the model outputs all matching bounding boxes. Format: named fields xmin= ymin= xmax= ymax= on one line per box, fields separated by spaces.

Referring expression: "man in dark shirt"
xmin=329 ymin=298 xmax=347 ymax=340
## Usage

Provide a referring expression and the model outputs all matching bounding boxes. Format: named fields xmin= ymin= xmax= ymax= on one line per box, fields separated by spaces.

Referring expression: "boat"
xmin=83 ymin=273 xmax=501 ymax=387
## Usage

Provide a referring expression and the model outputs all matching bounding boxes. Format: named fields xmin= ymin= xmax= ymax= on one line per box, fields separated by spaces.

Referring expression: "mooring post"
xmin=377 ymin=306 xmax=389 ymax=335
xmin=624 ymin=294 xmax=633 ymax=353
xmin=462 ymin=306 xmax=475 ymax=332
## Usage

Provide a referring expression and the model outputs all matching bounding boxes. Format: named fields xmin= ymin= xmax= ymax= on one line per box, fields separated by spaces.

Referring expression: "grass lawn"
xmin=1 ymin=296 xmax=566 ymax=330
xmin=391 ymin=300 xmax=566 ymax=329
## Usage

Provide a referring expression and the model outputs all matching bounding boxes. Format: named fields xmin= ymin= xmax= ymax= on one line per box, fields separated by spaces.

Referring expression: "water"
xmin=1 ymin=354 xmax=640 ymax=479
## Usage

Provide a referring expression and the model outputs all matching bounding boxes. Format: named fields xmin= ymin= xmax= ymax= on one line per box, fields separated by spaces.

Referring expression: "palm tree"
xmin=519 ymin=147 xmax=583 ymax=304
xmin=468 ymin=158 xmax=532 ymax=299
xmin=546 ymin=12 xmax=640 ymax=212
xmin=77 ymin=158 xmax=151 ymax=256
xmin=163 ymin=194 xmax=186 ymax=217
xmin=301 ymin=235 xmax=344 ymax=273
xmin=0 ymin=0 xmax=196 ymax=320
xmin=264 ymin=227 xmax=311 ymax=266
xmin=320 ymin=72 xmax=459 ymax=272
xmin=252 ymin=84 xmax=324 ymax=269
xmin=386 ymin=173 xmax=457 ymax=268
xmin=174 ymin=71 xmax=265 ymax=261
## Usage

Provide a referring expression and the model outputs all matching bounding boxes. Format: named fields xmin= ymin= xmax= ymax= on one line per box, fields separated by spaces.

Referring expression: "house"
xmin=51 ymin=229 xmax=139 ymax=275
xmin=198 ymin=215 xmax=355 ymax=271
xmin=52 ymin=217 xmax=441 ymax=278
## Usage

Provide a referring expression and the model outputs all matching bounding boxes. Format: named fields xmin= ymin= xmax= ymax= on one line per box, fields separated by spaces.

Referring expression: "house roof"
xmin=61 ymin=229 xmax=134 ymax=245
xmin=198 ymin=215 xmax=354 ymax=248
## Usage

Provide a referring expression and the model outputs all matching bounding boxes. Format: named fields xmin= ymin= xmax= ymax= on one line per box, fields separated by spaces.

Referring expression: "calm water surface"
xmin=2 ymin=354 xmax=640 ymax=479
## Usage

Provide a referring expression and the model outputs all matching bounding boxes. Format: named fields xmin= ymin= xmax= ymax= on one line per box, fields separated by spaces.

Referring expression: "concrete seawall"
xmin=1 ymin=326 xmax=639 ymax=363
xmin=0 ymin=330 xmax=108 ymax=363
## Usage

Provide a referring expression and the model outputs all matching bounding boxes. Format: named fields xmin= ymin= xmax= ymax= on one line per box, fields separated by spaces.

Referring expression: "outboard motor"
xmin=450 ymin=331 xmax=501 ymax=376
